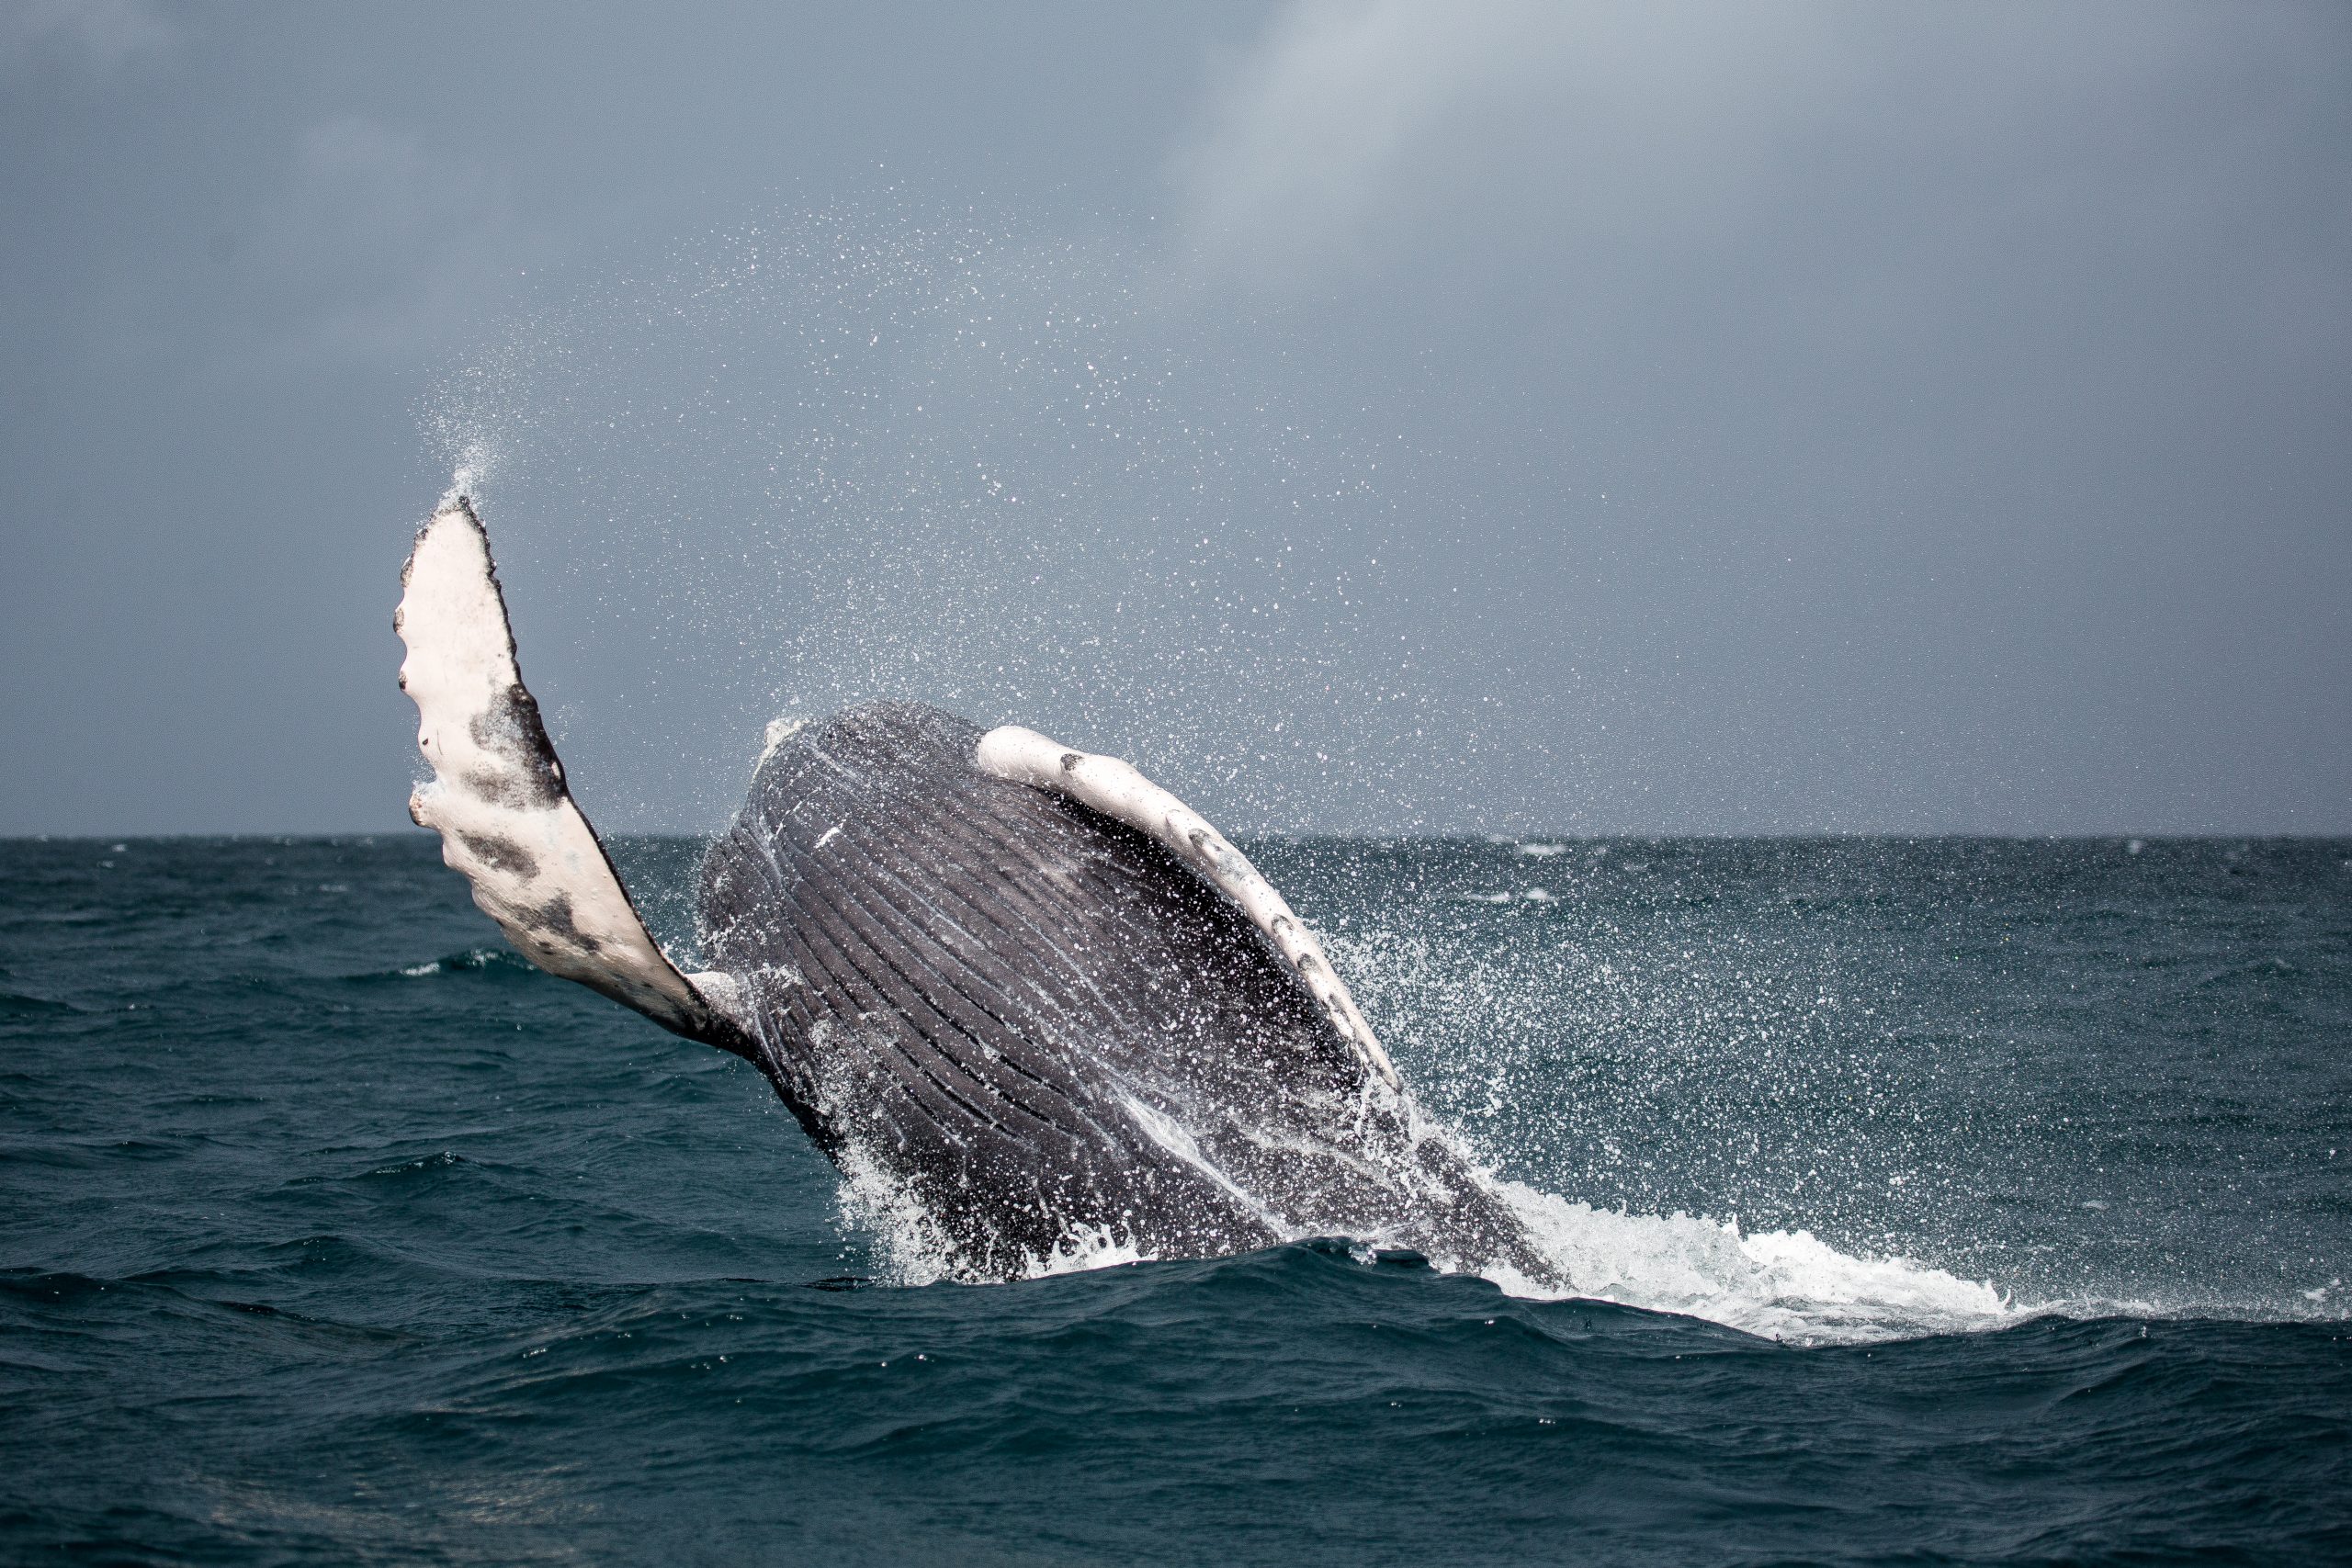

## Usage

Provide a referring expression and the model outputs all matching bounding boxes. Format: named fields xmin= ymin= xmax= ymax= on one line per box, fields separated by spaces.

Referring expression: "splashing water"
xmin=1488 ymin=1184 xmax=2011 ymax=1344
xmin=416 ymin=198 xmax=1485 ymax=835
xmin=840 ymin=1080 xmax=2010 ymax=1345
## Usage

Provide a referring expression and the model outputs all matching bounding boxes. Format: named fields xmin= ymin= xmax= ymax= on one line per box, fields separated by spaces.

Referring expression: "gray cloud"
xmin=0 ymin=1 xmax=2343 ymax=834
xmin=251 ymin=117 xmax=530 ymax=365
xmin=1151 ymin=0 xmax=2351 ymax=832
xmin=0 ymin=0 xmax=174 ymax=73
xmin=1172 ymin=1 xmax=1838 ymax=280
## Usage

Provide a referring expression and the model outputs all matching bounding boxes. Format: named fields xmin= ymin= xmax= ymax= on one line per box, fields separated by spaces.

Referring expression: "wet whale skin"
xmin=698 ymin=700 xmax=1533 ymax=1280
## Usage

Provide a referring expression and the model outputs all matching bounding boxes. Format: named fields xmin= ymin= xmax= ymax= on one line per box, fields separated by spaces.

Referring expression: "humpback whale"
xmin=397 ymin=496 xmax=1546 ymax=1281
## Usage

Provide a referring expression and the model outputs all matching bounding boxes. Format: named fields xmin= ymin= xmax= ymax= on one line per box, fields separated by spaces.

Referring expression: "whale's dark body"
xmin=701 ymin=701 xmax=1537 ymax=1279
xmin=398 ymin=497 xmax=1545 ymax=1281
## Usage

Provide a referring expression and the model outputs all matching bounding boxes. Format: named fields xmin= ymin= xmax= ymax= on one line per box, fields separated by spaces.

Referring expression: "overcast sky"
xmin=4 ymin=0 xmax=2346 ymax=836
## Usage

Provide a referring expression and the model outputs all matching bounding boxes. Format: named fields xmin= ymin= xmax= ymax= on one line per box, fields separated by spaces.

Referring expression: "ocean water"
xmin=2 ymin=834 xmax=2346 ymax=1564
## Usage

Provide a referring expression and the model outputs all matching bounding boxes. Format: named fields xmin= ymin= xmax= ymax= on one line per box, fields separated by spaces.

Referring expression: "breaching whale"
xmin=397 ymin=496 xmax=1545 ymax=1281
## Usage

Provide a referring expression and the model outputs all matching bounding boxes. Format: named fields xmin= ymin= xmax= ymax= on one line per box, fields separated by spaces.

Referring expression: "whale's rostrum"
xmin=396 ymin=494 xmax=1546 ymax=1282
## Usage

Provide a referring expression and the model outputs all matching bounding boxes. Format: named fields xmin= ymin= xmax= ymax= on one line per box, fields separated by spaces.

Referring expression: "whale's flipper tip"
xmin=396 ymin=495 xmax=744 ymax=1050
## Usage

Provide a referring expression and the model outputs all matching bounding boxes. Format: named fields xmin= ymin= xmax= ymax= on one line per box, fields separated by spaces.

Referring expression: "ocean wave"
xmin=0 ymin=988 xmax=81 ymax=1017
xmin=359 ymin=948 xmax=547 ymax=983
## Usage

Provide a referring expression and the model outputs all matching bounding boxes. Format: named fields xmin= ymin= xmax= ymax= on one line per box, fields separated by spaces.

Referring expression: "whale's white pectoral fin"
xmin=396 ymin=497 xmax=740 ymax=1045
xmin=975 ymin=725 xmax=1401 ymax=1091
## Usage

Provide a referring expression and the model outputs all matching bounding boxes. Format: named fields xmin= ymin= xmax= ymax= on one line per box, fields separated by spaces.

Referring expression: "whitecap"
xmin=1487 ymin=1182 xmax=2014 ymax=1346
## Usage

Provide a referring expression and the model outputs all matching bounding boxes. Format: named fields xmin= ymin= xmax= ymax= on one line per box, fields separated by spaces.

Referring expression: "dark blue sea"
xmin=3 ymin=835 xmax=2346 ymax=1564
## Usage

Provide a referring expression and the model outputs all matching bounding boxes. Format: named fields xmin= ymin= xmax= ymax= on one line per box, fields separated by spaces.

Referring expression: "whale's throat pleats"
xmin=697 ymin=703 xmax=1533 ymax=1280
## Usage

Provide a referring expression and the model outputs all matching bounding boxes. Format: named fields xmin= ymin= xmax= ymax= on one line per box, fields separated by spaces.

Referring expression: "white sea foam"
xmin=833 ymin=1081 xmax=2015 ymax=1344
xmin=1485 ymin=1180 xmax=2013 ymax=1345
xmin=1028 ymin=1225 xmax=1152 ymax=1278
xmin=834 ymin=1134 xmax=1153 ymax=1288
xmin=831 ymin=1138 xmax=962 ymax=1288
